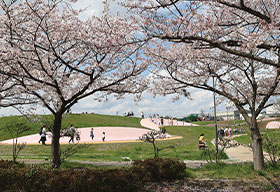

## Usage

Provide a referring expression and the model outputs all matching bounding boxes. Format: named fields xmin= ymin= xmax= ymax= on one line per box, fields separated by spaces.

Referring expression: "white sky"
xmin=0 ymin=0 xmax=227 ymax=118
xmin=0 ymin=88 xmax=226 ymax=118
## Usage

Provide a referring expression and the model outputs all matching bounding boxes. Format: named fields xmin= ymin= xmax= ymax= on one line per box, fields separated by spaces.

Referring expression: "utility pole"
xmin=213 ymin=76 xmax=218 ymax=163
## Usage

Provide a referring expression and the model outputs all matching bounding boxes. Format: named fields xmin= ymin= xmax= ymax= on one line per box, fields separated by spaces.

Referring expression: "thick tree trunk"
xmin=51 ymin=112 xmax=63 ymax=168
xmin=250 ymin=119 xmax=265 ymax=170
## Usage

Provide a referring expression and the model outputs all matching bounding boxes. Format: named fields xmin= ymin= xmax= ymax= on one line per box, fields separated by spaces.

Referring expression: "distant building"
xmin=185 ymin=109 xmax=259 ymax=121
xmin=216 ymin=110 xmax=240 ymax=121
xmin=213 ymin=110 xmax=256 ymax=121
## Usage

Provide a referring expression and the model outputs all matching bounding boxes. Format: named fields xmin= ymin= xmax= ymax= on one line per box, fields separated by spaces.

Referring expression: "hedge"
xmin=0 ymin=158 xmax=186 ymax=192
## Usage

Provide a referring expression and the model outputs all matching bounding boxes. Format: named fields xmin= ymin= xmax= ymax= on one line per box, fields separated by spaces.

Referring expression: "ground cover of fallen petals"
xmin=144 ymin=178 xmax=279 ymax=192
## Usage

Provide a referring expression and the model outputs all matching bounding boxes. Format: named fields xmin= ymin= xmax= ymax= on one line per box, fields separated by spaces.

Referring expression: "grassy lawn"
xmin=2 ymin=114 xmax=279 ymax=164
xmin=191 ymin=120 xmax=245 ymax=126
xmin=189 ymin=162 xmax=280 ymax=186
xmin=0 ymin=113 xmax=143 ymax=141
xmin=0 ymin=125 xmax=227 ymax=162
xmin=234 ymin=129 xmax=280 ymax=146
xmin=2 ymin=113 xmax=280 ymax=186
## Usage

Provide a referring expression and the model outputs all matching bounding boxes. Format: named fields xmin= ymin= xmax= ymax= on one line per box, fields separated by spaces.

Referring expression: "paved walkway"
xmin=214 ymin=135 xmax=270 ymax=162
xmin=0 ymin=126 xmax=156 ymax=145
xmin=1 ymin=118 xmax=185 ymax=145
xmin=140 ymin=118 xmax=198 ymax=130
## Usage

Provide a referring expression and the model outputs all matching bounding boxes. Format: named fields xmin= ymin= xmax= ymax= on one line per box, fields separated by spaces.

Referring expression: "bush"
xmin=0 ymin=158 xmax=186 ymax=191
xmin=19 ymin=168 xmax=143 ymax=192
xmin=0 ymin=162 xmax=144 ymax=192
xmin=132 ymin=158 xmax=186 ymax=181
xmin=0 ymin=160 xmax=27 ymax=191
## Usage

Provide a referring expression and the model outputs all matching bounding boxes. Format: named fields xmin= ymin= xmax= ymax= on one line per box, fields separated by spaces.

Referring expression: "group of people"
xmin=89 ymin=128 xmax=106 ymax=142
xmin=199 ymin=127 xmax=245 ymax=149
xmin=124 ymin=111 xmax=134 ymax=117
xmin=218 ymin=127 xmax=245 ymax=139
xmin=39 ymin=124 xmax=107 ymax=145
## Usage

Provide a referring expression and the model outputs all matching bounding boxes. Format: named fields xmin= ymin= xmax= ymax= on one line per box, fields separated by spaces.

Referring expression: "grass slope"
xmin=0 ymin=124 xmax=226 ymax=162
xmin=0 ymin=113 xmax=143 ymax=141
xmin=232 ymin=118 xmax=280 ymax=146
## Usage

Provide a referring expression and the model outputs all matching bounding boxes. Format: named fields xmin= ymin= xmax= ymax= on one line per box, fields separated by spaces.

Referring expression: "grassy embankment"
xmin=1 ymin=114 xmax=280 ymax=184
xmin=0 ymin=113 xmax=144 ymax=141
xmin=233 ymin=118 xmax=280 ymax=146
xmin=0 ymin=113 xmax=226 ymax=162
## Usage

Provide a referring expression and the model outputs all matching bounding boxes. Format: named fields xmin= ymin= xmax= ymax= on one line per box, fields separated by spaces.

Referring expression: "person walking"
xmin=90 ymin=128 xmax=94 ymax=140
xmin=160 ymin=118 xmax=164 ymax=126
xmin=40 ymin=125 xmax=47 ymax=145
xmin=102 ymin=132 xmax=105 ymax=142
xmin=68 ymin=124 xmax=76 ymax=144
xmin=141 ymin=111 xmax=144 ymax=119
xmin=38 ymin=125 xmax=43 ymax=144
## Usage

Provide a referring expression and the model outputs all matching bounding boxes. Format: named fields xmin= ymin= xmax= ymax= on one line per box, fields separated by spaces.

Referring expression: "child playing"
xmin=90 ymin=128 xmax=94 ymax=140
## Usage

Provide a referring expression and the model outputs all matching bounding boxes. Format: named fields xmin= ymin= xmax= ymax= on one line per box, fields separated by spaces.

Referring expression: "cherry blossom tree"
xmin=0 ymin=74 xmax=36 ymax=108
xmin=121 ymin=0 xmax=280 ymax=170
xmin=0 ymin=0 xmax=148 ymax=168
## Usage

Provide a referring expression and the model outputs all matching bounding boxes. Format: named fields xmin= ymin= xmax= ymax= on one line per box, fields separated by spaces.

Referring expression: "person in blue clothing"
xmin=90 ymin=128 xmax=94 ymax=140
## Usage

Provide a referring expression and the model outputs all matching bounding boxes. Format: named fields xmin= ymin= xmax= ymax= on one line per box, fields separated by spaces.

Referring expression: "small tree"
xmin=60 ymin=143 xmax=89 ymax=164
xmin=218 ymin=137 xmax=240 ymax=153
xmin=263 ymin=132 xmax=280 ymax=164
xmin=139 ymin=128 xmax=175 ymax=158
xmin=6 ymin=122 xmax=30 ymax=162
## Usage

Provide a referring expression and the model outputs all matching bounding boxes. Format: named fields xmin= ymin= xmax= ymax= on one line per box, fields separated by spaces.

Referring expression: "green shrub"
xmin=132 ymin=158 xmax=186 ymax=181
xmin=0 ymin=158 xmax=186 ymax=191
xmin=0 ymin=160 xmax=27 ymax=191
xmin=0 ymin=163 xmax=144 ymax=192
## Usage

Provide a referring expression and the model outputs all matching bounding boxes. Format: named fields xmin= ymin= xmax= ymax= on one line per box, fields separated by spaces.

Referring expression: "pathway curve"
xmin=1 ymin=118 xmax=189 ymax=145
xmin=140 ymin=118 xmax=198 ymax=130
xmin=214 ymin=135 xmax=270 ymax=162
xmin=0 ymin=127 xmax=152 ymax=145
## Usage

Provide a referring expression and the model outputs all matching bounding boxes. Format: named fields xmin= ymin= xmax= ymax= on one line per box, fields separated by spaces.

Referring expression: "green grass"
xmin=0 ymin=125 xmax=227 ymax=162
xmin=0 ymin=113 xmax=143 ymax=141
xmin=190 ymin=162 xmax=280 ymax=179
xmin=234 ymin=129 xmax=280 ymax=146
xmin=191 ymin=120 xmax=245 ymax=126
xmin=190 ymin=121 xmax=214 ymax=125
xmin=234 ymin=135 xmax=251 ymax=145
xmin=2 ymin=114 xmax=279 ymax=163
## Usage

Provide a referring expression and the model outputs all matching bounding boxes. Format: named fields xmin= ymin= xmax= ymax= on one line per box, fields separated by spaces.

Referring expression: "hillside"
xmin=0 ymin=113 xmax=143 ymax=141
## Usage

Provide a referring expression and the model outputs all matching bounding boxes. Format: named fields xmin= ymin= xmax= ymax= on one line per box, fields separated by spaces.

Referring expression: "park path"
xmin=0 ymin=127 xmax=151 ymax=145
xmin=1 ymin=118 xmax=191 ymax=145
xmin=140 ymin=118 xmax=198 ymax=130
xmin=2 ymin=118 xmax=268 ymax=166
xmin=216 ymin=135 xmax=270 ymax=162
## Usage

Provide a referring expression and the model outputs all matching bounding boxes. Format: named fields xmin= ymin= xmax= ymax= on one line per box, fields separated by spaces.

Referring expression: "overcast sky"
xmin=0 ymin=0 xmax=227 ymax=118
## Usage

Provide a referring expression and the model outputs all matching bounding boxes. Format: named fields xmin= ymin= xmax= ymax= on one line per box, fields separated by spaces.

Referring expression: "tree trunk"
xmin=152 ymin=140 xmax=158 ymax=158
xmin=51 ymin=112 xmax=63 ymax=168
xmin=250 ymin=119 xmax=265 ymax=170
